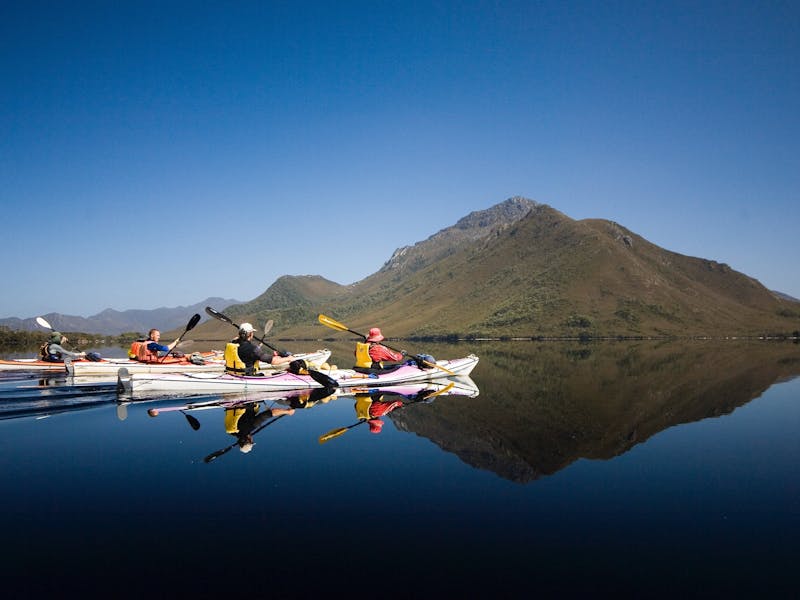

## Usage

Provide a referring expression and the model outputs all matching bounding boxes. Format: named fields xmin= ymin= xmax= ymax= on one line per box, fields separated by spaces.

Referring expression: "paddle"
xmin=203 ymin=414 xmax=287 ymax=463
xmin=159 ymin=313 xmax=201 ymax=362
xmin=145 ymin=404 xmax=201 ymax=430
xmin=317 ymin=313 xmax=455 ymax=376
xmin=35 ymin=316 xmax=55 ymax=331
xmin=204 ymin=307 xmax=338 ymax=388
xmin=181 ymin=411 xmax=202 ymax=430
xmin=318 ymin=382 xmax=455 ymax=444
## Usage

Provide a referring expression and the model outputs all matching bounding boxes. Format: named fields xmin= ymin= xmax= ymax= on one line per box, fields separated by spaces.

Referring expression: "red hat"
xmin=368 ymin=419 xmax=384 ymax=433
xmin=366 ymin=327 xmax=384 ymax=342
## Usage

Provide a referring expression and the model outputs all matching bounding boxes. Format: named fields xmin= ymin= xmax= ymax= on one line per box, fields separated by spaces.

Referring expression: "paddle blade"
xmin=319 ymin=427 xmax=348 ymax=444
xmin=263 ymin=320 xmax=274 ymax=337
xmin=186 ymin=313 xmax=201 ymax=332
xmin=308 ymin=369 xmax=338 ymax=389
xmin=203 ymin=446 xmax=232 ymax=463
xmin=182 ymin=411 xmax=201 ymax=431
xmin=318 ymin=314 xmax=350 ymax=333
xmin=36 ymin=316 xmax=53 ymax=330
xmin=205 ymin=306 xmax=235 ymax=326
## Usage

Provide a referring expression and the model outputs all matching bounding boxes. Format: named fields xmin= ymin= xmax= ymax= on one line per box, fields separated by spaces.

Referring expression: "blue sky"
xmin=2 ymin=1 xmax=798 ymax=318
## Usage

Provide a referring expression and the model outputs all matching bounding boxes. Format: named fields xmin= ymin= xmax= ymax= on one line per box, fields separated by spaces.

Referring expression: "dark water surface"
xmin=1 ymin=340 xmax=798 ymax=597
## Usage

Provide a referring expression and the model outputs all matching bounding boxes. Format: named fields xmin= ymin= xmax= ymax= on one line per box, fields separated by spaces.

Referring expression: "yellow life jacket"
xmin=225 ymin=342 xmax=259 ymax=375
xmin=354 ymin=342 xmax=378 ymax=369
xmin=354 ymin=394 xmax=373 ymax=420
xmin=224 ymin=404 xmax=260 ymax=434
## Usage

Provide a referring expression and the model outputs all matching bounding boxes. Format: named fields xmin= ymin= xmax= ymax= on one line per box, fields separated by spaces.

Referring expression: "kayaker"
xmin=146 ymin=329 xmax=182 ymax=358
xmin=39 ymin=332 xmax=86 ymax=363
xmin=354 ymin=327 xmax=406 ymax=370
xmin=225 ymin=322 xmax=296 ymax=375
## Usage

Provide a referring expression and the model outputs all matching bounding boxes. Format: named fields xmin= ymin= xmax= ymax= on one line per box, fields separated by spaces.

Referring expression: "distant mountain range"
xmin=3 ymin=197 xmax=799 ymax=338
xmin=0 ymin=298 xmax=241 ymax=336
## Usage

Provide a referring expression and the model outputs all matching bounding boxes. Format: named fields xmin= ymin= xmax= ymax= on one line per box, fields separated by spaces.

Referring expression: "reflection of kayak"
xmin=118 ymin=355 xmax=479 ymax=394
xmin=68 ymin=349 xmax=332 ymax=376
xmin=145 ymin=376 xmax=480 ymax=414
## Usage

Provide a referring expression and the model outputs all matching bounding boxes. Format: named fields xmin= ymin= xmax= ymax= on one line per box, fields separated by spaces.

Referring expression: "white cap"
xmin=239 ymin=322 xmax=255 ymax=334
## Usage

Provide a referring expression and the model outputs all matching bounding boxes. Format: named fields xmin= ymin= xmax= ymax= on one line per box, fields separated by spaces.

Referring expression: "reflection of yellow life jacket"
xmin=225 ymin=342 xmax=259 ymax=374
xmin=354 ymin=394 xmax=373 ymax=420
xmin=224 ymin=404 xmax=260 ymax=434
xmin=354 ymin=342 xmax=377 ymax=368
xmin=129 ymin=340 xmax=158 ymax=363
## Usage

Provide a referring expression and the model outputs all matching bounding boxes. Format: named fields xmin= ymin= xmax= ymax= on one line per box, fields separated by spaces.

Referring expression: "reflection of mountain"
xmin=391 ymin=341 xmax=800 ymax=483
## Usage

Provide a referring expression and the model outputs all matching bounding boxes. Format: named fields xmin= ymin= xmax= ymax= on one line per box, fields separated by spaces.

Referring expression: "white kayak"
xmin=67 ymin=349 xmax=332 ymax=376
xmin=118 ymin=355 xmax=479 ymax=394
xmin=0 ymin=358 xmax=75 ymax=372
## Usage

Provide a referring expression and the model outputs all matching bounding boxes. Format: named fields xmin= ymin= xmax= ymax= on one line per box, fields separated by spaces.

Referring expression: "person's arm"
xmin=51 ymin=344 xmax=85 ymax=359
xmin=370 ymin=344 xmax=404 ymax=362
xmin=146 ymin=341 xmax=170 ymax=355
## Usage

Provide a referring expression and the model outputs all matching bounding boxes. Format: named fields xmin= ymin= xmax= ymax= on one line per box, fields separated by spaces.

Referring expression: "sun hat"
xmin=49 ymin=332 xmax=63 ymax=344
xmin=239 ymin=322 xmax=255 ymax=335
xmin=366 ymin=327 xmax=384 ymax=342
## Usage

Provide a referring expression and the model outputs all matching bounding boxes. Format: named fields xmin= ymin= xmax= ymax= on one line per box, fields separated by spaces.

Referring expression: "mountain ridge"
xmin=201 ymin=197 xmax=799 ymax=340
xmin=0 ymin=297 xmax=241 ymax=335
xmin=3 ymin=197 xmax=798 ymax=338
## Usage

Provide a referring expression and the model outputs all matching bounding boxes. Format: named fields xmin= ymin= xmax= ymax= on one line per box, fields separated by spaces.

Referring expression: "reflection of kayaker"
xmin=224 ymin=402 xmax=295 ymax=453
xmin=354 ymin=391 xmax=404 ymax=434
xmin=318 ymin=381 xmax=464 ymax=444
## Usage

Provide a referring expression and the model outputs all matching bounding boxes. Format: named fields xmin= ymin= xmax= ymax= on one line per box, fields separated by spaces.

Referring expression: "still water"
xmin=0 ymin=340 xmax=798 ymax=597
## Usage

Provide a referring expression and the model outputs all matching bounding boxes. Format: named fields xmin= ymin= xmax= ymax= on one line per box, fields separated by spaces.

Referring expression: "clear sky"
xmin=2 ymin=1 xmax=798 ymax=318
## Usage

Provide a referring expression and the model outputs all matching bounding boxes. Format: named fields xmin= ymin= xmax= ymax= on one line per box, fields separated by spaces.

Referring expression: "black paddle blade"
xmin=308 ymin=368 xmax=338 ymax=389
xmin=181 ymin=411 xmax=201 ymax=431
xmin=186 ymin=313 xmax=201 ymax=331
xmin=205 ymin=306 xmax=234 ymax=325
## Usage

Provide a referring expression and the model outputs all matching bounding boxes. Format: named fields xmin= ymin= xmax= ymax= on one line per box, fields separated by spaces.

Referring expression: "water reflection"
xmin=395 ymin=339 xmax=800 ymax=482
xmin=140 ymin=377 xmax=480 ymax=460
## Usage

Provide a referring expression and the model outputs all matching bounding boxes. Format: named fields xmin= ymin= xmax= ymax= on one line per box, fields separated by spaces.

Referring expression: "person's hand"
xmin=279 ymin=350 xmax=292 ymax=358
xmin=401 ymin=350 xmax=408 ymax=356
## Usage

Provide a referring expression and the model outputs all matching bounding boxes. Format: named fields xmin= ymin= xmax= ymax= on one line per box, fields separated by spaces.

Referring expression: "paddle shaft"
xmin=159 ymin=313 xmax=201 ymax=363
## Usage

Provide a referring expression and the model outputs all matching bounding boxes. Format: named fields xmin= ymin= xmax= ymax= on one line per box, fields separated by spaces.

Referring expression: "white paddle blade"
xmin=36 ymin=316 xmax=53 ymax=330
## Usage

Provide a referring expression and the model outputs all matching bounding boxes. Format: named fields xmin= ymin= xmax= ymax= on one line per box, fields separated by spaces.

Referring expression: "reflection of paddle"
xmin=159 ymin=314 xmax=201 ymax=363
xmin=205 ymin=307 xmax=338 ymax=388
xmin=317 ymin=313 xmax=455 ymax=376
xmin=318 ymin=382 xmax=455 ymax=444
xmin=181 ymin=410 xmax=201 ymax=430
xmin=203 ymin=414 xmax=287 ymax=463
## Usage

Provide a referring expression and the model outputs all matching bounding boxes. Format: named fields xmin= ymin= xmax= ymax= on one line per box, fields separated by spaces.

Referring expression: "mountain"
xmin=190 ymin=197 xmax=799 ymax=340
xmin=0 ymin=297 xmax=241 ymax=335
